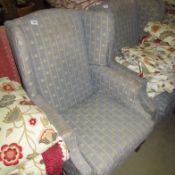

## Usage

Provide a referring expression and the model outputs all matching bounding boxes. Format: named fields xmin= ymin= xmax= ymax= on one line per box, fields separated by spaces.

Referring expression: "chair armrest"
xmin=91 ymin=65 xmax=156 ymax=119
xmin=32 ymin=95 xmax=93 ymax=175
xmin=32 ymin=95 xmax=72 ymax=138
xmin=63 ymin=134 xmax=93 ymax=175
xmin=110 ymin=61 xmax=145 ymax=84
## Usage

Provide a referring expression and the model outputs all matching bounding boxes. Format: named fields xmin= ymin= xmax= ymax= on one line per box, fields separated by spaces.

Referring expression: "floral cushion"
xmin=115 ymin=36 xmax=175 ymax=98
xmin=0 ymin=26 xmax=21 ymax=83
xmin=0 ymin=77 xmax=28 ymax=103
xmin=144 ymin=21 xmax=175 ymax=47
xmin=46 ymin=0 xmax=102 ymax=10
xmin=7 ymin=141 xmax=68 ymax=175
xmin=163 ymin=14 xmax=175 ymax=25
xmin=0 ymin=77 xmax=69 ymax=175
xmin=7 ymin=154 xmax=47 ymax=175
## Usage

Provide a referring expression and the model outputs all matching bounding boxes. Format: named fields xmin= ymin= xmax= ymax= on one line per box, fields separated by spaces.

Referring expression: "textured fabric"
xmin=144 ymin=21 xmax=175 ymax=47
xmin=164 ymin=14 xmax=175 ymax=24
xmin=8 ymin=141 xmax=66 ymax=175
xmin=90 ymin=0 xmax=148 ymax=65
xmin=90 ymin=65 xmax=156 ymax=118
xmin=136 ymin=0 xmax=165 ymax=38
xmin=108 ymin=0 xmax=139 ymax=57
xmin=5 ymin=9 xmax=93 ymax=112
xmin=89 ymin=0 xmax=165 ymax=66
xmin=33 ymin=95 xmax=73 ymax=138
xmin=89 ymin=0 xmax=139 ymax=64
xmin=42 ymin=143 xmax=63 ymax=175
xmin=63 ymin=160 xmax=81 ymax=175
xmin=0 ymin=77 xmax=69 ymax=175
xmin=5 ymin=9 xmax=154 ymax=175
xmin=165 ymin=0 xmax=175 ymax=14
xmin=83 ymin=10 xmax=115 ymax=65
xmin=154 ymin=91 xmax=175 ymax=120
xmin=0 ymin=26 xmax=21 ymax=82
xmin=93 ymin=0 xmax=174 ymax=120
xmin=7 ymin=155 xmax=47 ymax=175
xmin=115 ymin=35 xmax=175 ymax=98
xmin=63 ymin=133 xmax=93 ymax=175
xmin=62 ymin=93 xmax=154 ymax=175
xmin=86 ymin=0 xmax=166 ymax=62
xmin=46 ymin=0 xmax=102 ymax=9
xmin=93 ymin=0 xmax=139 ymax=61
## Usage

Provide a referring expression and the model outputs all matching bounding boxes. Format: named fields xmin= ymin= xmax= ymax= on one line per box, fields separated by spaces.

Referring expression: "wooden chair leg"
xmin=135 ymin=140 xmax=145 ymax=152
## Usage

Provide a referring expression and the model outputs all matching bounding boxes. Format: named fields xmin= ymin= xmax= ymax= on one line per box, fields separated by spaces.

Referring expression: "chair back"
xmin=5 ymin=9 xmax=93 ymax=112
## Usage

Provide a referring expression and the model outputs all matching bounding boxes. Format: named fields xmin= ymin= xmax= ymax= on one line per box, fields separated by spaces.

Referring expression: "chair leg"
xmin=135 ymin=140 xmax=145 ymax=152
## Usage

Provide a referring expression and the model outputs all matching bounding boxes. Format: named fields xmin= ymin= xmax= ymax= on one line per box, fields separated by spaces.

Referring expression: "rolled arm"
xmin=91 ymin=65 xmax=156 ymax=118
xmin=63 ymin=134 xmax=93 ymax=175
xmin=33 ymin=95 xmax=72 ymax=138
xmin=110 ymin=61 xmax=145 ymax=84
xmin=32 ymin=95 xmax=93 ymax=175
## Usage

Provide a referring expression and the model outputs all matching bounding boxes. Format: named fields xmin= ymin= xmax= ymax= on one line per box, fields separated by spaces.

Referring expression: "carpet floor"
xmin=111 ymin=114 xmax=175 ymax=175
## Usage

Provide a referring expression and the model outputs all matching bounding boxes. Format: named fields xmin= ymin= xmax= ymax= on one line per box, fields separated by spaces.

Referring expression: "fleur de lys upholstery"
xmin=5 ymin=9 xmax=154 ymax=175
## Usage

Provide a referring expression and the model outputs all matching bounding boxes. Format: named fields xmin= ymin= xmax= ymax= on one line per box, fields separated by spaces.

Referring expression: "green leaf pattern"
xmin=0 ymin=78 xmax=69 ymax=175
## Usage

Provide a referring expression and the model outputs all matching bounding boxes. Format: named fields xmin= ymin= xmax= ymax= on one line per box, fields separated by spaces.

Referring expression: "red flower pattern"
xmin=154 ymin=38 xmax=161 ymax=44
xmin=151 ymin=25 xmax=160 ymax=32
xmin=2 ymin=83 xmax=15 ymax=92
xmin=29 ymin=118 xmax=37 ymax=126
xmin=0 ymin=143 xmax=23 ymax=166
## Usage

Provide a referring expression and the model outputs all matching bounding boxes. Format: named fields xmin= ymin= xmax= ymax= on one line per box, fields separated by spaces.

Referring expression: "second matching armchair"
xmin=90 ymin=0 xmax=175 ymax=121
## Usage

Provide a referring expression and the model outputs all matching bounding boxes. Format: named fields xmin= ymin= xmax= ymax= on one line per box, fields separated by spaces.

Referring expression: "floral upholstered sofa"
xmin=0 ymin=77 xmax=69 ymax=175
xmin=0 ymin=27 xmax=69 ymax=175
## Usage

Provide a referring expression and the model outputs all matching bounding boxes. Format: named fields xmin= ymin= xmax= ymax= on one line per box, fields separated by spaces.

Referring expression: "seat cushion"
xmin=61 ymin=93 xmax=154 ymax=175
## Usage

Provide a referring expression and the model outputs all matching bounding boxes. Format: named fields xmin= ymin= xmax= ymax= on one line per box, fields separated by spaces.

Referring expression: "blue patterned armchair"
xmin=5 ymin=9 xmax=154 ymax=175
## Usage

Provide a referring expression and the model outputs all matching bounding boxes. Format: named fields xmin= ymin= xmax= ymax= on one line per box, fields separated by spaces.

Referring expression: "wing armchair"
xmin=5 ymin=9 xmax=154 ymax=175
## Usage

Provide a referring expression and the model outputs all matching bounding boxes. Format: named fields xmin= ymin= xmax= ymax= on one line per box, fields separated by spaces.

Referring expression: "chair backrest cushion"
xmin=89 ymin=0 xmax=165 ymax=65
xmin=109 ymin=0 xmax=139 ymax=56
xmin=5 ymin=9 xmax=93 ymax=112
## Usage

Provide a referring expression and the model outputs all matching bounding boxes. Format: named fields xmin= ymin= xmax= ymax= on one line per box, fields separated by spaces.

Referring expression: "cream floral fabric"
xmin=46 ymin=0 xmax=102 ymax=10
xmin=7 ymin=137 xmax=68 ymax=175
xmin=163 ymin=14 xmax=175 ymax=25
xmin=0 ymin=77 xmax=69 ymax=175
xmin=144 ymin=21 xmax=175 ymax=47
xmin=115 ymin=22 xmax=175 ymax=98
xmin=7 ymin=154 xmax=47 ymax=175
